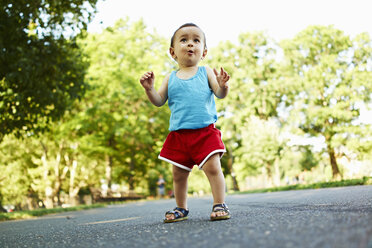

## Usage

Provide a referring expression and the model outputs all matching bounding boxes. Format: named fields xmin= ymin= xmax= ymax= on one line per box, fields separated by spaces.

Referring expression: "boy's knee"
xmin=203 ymin=163 xmax=221 ymax=177
xmin=202 ymin=154 xmax=222 ymax=176
xmin=173 ymin=167 xmax=189 ymax=182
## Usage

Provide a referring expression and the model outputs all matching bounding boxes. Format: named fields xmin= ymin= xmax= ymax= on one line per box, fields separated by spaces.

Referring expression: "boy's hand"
xmin=140 ymin=71 xmax=155 ymax=91
xmin=213 ymin=67 xmax=230 ymax=89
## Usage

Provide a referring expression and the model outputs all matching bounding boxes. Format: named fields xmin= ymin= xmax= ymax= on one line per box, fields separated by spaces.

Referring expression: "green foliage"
xmin=207 ymin=32 xmax=291 ymax=188
xmin=76 ymin=18 xmax=171 ymax=190
xmin=0 ymin=135 xmax=40 ymax=206
xmin=0 ymin=0 xmax=98 ymax=138
xmin=0 ymin=18 xmax=173 ymax=208
xmin=238 ymin=176 xmax=372 ymax=194
xmin=299 ymin=145 xmax=318 ymax=171
xmin=1 ymin=20 xmax=371 ymax=209
xmin=281 ymin=25 xmax=372 ymax=177
xmin=0 ymin=203 xmax=105 ymax=221
xmin=188 ymin=168 xmax=211 ymax=195
xmin=0 ymin=124 xmax=102 ymax=209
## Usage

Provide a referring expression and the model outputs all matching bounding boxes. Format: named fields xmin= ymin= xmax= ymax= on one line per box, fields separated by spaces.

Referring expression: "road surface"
xmin=1 ymin=185 xmax=371 ymax=248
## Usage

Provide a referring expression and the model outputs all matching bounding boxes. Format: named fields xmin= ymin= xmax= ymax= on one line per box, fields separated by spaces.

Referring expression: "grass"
xmin=1 ymin=176 xmax=371 ymax=222
xmin=236 ymin=176 xmax=372 ymax=194
xmin=0 ymin=203 xmax=105 ymax=222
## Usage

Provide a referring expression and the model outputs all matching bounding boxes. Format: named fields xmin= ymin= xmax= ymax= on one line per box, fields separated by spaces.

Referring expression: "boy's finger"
xmin=213 ymin=68 xmax=218 ymax=76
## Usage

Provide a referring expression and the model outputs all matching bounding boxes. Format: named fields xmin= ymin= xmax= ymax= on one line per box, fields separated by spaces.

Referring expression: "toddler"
xmin=140 ymin=23 xmax=231 ymax=222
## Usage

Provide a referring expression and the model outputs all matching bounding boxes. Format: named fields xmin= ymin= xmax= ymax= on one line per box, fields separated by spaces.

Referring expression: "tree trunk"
xmin=53 ymin=147 xmax=62 ymax=206
xmin=273 ymin=158 xmax=281 ymax=187
xmin=128 ymin=157 xmax=135 ymax=190
xmin=105 ymin=155 xmax=113 ymax=189
xmin=226 ymin=149 xmax=240 ymax=191
xmin=0 ymin=204 xmax=6 ymax=213
xmin=105 ymin=137 xmax=115 ymax=189
xmin=265 ymin=163 xmax=273 ymax=188
xmin=25 ymin=195 xmax=38 ymax=210
xmin=0 ymin=192 xmax=6 ymax=212
xmin=327 ymin=144 xmax=341 ymax=179
xmin=69 ymin=159 xmax=81 ymax=206
xmin=40 ymin=141 xmax=54 ymax=209
xmin=0 ymin=181 xmax=6 ymax=212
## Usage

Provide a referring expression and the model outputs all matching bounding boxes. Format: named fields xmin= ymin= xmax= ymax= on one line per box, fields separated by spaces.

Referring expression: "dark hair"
xmin=170 ymin=23 xmax=207 ymax=49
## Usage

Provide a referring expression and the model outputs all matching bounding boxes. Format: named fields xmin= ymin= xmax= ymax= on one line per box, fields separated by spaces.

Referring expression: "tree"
xmin=207 ymin=32 xmax=290 ymax=190
xmin=77 ymin=18 xmax=170 ymax=191
xmin=281 ymin=26 xmax=372 ymax=178
xmin=235 ymin=116 xmax=285 ymax=187
xmin=0 ymin=134 xmax=43 ymax=209
xmin=0 ymin=109 xmax=105 ymax=209
xmin=0 ymin=0 xmax=98 ymax=138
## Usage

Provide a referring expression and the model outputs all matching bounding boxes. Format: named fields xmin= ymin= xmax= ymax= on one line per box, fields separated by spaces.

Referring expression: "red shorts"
xmin=158 ymin=124 xmax=226 ymax=171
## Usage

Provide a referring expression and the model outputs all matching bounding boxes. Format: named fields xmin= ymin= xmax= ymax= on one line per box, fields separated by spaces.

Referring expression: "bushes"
xmin=238 ymin=177 xmax=372 ymax=194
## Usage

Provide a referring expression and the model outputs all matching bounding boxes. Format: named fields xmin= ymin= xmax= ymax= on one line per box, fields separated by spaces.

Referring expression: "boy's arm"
xmin=140 ymin=72 xmax=169 ymax=107
xmin=205 ymin=66 xmax=230 ymax=99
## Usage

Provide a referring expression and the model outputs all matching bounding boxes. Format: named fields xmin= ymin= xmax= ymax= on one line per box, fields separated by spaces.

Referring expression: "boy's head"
xmin=169 ymin=23 xmax=208 ymax=65
xmin=170 ymin=23 xmax=207 ymax=49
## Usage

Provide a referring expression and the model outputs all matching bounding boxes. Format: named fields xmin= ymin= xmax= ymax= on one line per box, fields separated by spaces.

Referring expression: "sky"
xmin=88 ymin=0 xmax=372 ymax=48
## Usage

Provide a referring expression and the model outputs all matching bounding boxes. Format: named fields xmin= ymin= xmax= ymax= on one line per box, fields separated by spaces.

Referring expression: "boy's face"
xmin=169 ymin=26 xmax=207 ymax=67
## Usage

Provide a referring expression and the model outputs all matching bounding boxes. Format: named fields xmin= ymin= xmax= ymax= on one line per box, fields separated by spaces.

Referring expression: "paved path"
xmin=1 ymin=185 xmax=372 ymax=248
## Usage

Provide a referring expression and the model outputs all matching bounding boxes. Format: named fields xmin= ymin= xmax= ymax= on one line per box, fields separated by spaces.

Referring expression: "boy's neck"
xmin=176 ymin=65 xmax=199 ymax=80
xmin=178 ymin=65 xmax=198 ymax=72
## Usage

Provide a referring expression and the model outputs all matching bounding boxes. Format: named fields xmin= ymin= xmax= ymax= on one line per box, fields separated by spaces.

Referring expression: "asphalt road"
xmin=1 ymin=185 xmax=372 ymax=248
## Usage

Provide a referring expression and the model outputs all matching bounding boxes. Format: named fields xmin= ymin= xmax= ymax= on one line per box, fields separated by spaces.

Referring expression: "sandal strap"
xmin=174 ymin=207 xmax=189 ymax=217
xmin=212 ymin=203 xmax=230 ymax=213
xmin=165 ymin=207 xmax=189 ymax=218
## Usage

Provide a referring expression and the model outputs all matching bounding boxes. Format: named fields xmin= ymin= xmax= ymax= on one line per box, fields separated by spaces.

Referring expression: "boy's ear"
xmin=201 ymin=49 xmax=208 ymax=60
xmin=169 ymin=47 xmax=176 ymax=59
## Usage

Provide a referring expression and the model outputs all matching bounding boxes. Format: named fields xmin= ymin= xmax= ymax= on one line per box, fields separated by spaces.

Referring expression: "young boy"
xmin=139 ymin=23 xmax=231 ymax=222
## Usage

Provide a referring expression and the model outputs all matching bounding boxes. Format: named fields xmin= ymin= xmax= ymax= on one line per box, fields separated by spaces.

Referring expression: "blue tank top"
xmin=168 ymin=66 xmax=217 ymax=131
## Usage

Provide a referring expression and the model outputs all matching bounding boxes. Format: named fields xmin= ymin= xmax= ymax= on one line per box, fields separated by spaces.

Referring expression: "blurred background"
xmin=1 ymin=0 xmax=371 ymax=212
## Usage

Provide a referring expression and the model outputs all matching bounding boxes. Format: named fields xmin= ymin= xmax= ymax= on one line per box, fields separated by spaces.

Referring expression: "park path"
xmin=1 ymin=185 xmax=372 ymax=248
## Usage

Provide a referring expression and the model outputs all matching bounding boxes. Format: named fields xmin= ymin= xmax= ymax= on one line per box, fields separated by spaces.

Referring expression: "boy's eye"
xmin=180 ymin=38 xmax=187 ymax=42
xmin=194 ymin=39 xmax=200 ymax=43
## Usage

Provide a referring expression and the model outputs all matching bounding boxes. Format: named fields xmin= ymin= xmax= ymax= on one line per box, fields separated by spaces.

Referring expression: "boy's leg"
xmin=165 ymin=165 xmax=190 ymax=220
xmin=202 ymin=153 xmax=228 ymax=218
